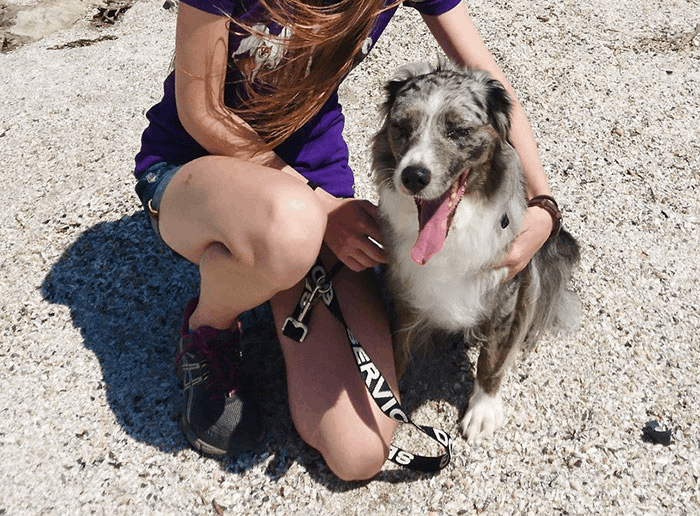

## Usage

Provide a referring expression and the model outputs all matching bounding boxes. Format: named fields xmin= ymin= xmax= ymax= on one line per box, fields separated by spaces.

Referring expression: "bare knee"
xmin=262 ymin=186 xmax=326 ymax=288
xmin=217 ymin=182 xmax=326 ymax=290
xmin=299 ymin=425 xmax=391 ymax=482
xmin=325 ymin=440 xmax=389 ymax=482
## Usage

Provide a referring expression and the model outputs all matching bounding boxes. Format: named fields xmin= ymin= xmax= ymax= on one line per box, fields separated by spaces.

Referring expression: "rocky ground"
xmin=1 ymin=0 xmax=699 ymax=514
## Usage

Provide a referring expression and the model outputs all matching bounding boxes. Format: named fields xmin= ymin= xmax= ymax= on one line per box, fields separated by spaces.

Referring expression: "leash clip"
xmin=282 ymin=271 xmax=331 ymax=343
xmin=282 ymin=316 xmax=309 ymax=343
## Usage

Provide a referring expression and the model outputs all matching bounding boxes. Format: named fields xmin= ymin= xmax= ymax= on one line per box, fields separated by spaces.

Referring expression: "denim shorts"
xmin=134 ymin=161 xmax=184 ymax=242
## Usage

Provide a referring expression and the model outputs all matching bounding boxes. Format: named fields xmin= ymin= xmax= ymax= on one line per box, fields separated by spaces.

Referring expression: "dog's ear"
xmin=381 ymin=61 xmax=434 ymax=116
xmin=485 ymin=78 xmax=513 ymax=142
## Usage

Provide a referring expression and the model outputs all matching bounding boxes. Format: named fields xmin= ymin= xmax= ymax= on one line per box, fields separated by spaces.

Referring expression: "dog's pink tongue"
xmin=411 ymin=173 xmax=469 ymax=265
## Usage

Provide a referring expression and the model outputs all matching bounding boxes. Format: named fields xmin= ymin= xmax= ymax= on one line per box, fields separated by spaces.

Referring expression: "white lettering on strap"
xmin=371 ymin=376 xmax=392 ymax=400
xmin=380 ymin=396 xmax=398 ymax=412
xmin=389 ymin=407 xmax=409 ymax=423
xmin=388 ymin=446 xmax=415 ymax=466
xmin=346 ymin=328 xmax=359 ymax=347
xmin=433 ymin=428 xmax=450 ymax=448
xmin=351 ymin=344 xmax=370 ymax=365
xmin=360 ymin=362 xmax=380 ymax=388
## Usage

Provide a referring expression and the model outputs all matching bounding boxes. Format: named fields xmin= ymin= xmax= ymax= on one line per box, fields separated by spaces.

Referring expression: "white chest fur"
xmin=380 ymin=187 xmax=519 ymax=331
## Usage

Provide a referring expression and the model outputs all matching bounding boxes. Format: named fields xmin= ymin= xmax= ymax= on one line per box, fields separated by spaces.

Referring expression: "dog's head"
xmin=372 ymin=60 xmax=513 ymax=264
xmin=373 ymin=60 xmax=512 ymax=200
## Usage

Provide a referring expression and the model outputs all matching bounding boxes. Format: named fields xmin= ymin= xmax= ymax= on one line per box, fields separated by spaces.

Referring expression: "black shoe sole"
xmin=180 ymin=414 xmax=230 ymax=458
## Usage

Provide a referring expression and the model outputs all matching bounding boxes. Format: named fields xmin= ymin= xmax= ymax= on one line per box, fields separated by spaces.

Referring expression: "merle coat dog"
xmin=372 ymin=61 xmax=580 ymax=442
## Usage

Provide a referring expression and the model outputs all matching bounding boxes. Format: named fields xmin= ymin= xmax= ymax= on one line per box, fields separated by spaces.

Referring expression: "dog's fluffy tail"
xmin=545 ymin=229 xmax=581 ymax=332
xmin=553 ymin=288 xmax=581 ymax=331
xmin=526 ymin=229 xmax=581 ymax=345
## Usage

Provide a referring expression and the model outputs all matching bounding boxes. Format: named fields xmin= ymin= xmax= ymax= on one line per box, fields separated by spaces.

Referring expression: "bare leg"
xmin=158 ymin=156 xmax=326 ymax=330
xmin=157 ymin=156 xmax=397 ymax=479
xmin=270 ymin=248 xmax=398 ymax=481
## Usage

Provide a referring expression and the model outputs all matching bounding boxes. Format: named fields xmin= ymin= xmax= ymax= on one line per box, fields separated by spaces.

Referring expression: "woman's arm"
xmin=174 ymin=3 xmax=385 ymax=270
xmin=175 ymin=3 xmax=287 ymax=169
xmin=421 ymin=3 xmax=555 ymax=278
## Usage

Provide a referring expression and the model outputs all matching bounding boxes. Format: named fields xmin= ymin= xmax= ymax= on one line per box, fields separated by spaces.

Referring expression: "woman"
xmin=134 ymin=0 xmax=556 ymax=481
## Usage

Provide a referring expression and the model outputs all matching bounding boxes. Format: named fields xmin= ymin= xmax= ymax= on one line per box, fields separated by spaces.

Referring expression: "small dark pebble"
xmin=642 ymin=421 xmax=673 ymax=446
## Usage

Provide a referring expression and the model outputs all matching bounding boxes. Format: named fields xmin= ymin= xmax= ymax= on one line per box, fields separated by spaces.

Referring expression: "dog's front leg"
xmin=460 ymin=277 xmax=535 ymax=443
xmin=460 ymin=319 xmax=507 ymax=443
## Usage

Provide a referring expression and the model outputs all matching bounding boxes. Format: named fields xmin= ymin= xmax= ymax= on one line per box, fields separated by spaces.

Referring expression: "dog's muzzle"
xmin=401 ymin=165 xmax=431 ymax=195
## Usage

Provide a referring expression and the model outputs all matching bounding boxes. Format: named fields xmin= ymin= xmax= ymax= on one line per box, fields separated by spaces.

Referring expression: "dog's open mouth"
xmin=411 ymin=170 xmax=470 ymax=265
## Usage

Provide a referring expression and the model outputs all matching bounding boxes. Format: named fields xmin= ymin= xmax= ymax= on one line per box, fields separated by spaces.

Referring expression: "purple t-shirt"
xmin=134 ymin=0 xmax=460 ymax=197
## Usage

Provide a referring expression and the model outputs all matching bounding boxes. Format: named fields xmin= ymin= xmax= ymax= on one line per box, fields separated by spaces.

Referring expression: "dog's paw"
xmin=459 ymin=385 xmax=504 ymax=443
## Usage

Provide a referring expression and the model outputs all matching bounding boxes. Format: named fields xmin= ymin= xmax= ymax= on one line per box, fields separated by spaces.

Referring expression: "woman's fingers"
xmin=493 ymin=206 xmax=552 ymax=281
xmin=325 ymin=198 xmax=387 ymax=270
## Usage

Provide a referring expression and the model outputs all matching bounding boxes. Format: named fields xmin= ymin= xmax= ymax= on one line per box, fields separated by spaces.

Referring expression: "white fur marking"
xmin=460 ymin=383 xmax=505 ymax=443
xmin=380 ymin=186 xmax=517 ymax=330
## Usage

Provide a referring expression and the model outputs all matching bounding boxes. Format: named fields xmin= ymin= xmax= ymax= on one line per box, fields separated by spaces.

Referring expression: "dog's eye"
xmin=390 ymin=119 xmax=413 ymax=141
xmin=446 ymin=126 xmax=472 ymax=140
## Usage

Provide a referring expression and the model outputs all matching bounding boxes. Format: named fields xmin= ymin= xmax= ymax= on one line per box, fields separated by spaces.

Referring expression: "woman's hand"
xmin=320 ymin=195 xmax=387 ymax=272
xmin=494 ymin=206 xmax=553 ymax=281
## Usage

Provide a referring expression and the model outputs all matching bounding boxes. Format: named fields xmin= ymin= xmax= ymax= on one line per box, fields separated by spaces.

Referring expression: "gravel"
xmin=1 ymin=0 xmax=699 ymax=514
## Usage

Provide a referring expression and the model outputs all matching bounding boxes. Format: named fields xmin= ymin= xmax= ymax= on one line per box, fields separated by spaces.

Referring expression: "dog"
xmin=372 ymin=61 xmax=581 ymax=443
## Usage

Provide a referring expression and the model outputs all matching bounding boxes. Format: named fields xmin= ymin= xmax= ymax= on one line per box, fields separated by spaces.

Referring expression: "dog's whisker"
xmin=374 ymin=171 xmax=396 ymax=187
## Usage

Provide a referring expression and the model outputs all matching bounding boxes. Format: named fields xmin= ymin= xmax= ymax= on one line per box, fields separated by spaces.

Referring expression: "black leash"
xmin=282 ymin=259 xmax=453 ymax=473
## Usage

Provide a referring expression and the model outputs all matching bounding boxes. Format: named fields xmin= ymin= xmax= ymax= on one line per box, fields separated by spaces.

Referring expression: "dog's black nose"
xmin=401 ymin=166 xmax=431 ymax=194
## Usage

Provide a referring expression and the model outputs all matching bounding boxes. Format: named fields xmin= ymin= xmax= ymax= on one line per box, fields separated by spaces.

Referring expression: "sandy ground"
xmin=0 ymin=0 xmax=136 ymax=51
xmin=1 ymin=0 xmax=699 ymax=514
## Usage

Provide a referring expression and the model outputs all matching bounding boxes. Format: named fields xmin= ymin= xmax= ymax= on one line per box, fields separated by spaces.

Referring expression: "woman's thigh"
xmin=269 ymin=249 xmax=398 ymax=480
xmin=157 ymin=155 xmax=326 ymax=266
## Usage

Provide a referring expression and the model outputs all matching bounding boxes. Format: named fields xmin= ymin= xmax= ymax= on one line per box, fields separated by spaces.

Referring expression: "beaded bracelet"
xmin=527 ymin=194 xmax=562 ymax=240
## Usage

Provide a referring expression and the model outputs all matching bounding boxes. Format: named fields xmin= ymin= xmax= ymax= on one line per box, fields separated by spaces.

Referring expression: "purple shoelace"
xmin=176 ymin=324 xmax=242 ymax=400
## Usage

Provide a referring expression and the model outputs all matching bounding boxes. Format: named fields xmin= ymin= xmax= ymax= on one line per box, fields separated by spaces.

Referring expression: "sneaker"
xmin=175 ymin=297 xmax=265 ymax=457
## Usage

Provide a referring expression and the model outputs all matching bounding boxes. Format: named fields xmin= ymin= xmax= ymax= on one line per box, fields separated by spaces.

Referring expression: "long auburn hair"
xmin=227 ymin=0 xmax=400 ymax=148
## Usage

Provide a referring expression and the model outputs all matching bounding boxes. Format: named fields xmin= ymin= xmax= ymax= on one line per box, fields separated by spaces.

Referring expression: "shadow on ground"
xmin=38 ymin=213 xmax=287 ymax=464
xmin=39 ymin=212 xmax=473 ymax=488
